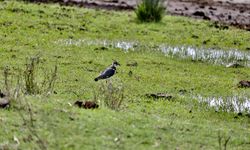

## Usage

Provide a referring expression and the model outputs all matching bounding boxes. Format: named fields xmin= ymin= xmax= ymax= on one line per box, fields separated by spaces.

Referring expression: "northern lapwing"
xmin=94 ymin=61 xmax=120 ymax=81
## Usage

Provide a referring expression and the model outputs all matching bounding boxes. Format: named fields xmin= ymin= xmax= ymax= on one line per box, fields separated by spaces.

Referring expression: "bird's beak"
xmin=117 ymin=62 xmax=121 ymax=66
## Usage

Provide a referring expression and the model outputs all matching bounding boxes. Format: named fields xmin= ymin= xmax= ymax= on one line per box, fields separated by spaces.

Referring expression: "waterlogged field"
xmin=0 ymin=0 xmax=250 ymax=149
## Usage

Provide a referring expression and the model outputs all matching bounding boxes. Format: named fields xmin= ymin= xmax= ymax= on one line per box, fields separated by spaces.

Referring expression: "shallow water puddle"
xmin=160 ymin=46 xmax=250 ymax=67
xmin=55 ymin=39 xmax=250 ymax=67
xmin=55 ymin=39 xmax=136 ymax=51
xmin=196 ymin=95 xmax=250 ymax=113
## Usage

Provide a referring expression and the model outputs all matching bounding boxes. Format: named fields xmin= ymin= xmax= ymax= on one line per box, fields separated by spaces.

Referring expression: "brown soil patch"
xmin=74 ymin=100 xmax=99 ymax=109
xmin=25 ymin=0 xmax=250 ymax=30
xmin=167 ymin=0 xmax=250 ymax=30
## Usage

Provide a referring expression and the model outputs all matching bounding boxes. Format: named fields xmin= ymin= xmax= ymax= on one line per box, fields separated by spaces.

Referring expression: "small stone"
xmin=0 ymin=98 xmax=10 ymax=109
xmin=238 ymin=80 xmax=250 ymax=88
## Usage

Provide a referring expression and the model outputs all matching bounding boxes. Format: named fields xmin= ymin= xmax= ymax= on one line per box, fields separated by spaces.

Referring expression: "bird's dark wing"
xmin=96 ymin=67 xmax=115 ymax=80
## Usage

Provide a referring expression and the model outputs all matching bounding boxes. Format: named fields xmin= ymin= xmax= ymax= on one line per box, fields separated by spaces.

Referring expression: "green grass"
xmin=0 ymin=0 xmax=250 ymax=149
xmin=135 ymin=0 xmax=165 ymax=22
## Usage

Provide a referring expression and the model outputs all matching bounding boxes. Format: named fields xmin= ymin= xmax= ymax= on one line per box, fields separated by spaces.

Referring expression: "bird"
xmin=94 ymin=61 xmax=120 ymax=81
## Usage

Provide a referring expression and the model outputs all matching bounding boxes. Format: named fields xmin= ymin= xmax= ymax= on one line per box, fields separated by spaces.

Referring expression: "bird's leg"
xmin=106 ymin=78 xmax=110 ymax=84
xmin=106 ymin=79 xmax=109 ymax=84
xmin=107 ymin=79 xmax=114 ymax=92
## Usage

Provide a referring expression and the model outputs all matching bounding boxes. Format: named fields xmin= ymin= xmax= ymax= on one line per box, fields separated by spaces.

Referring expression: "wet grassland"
xmin=0 ymin=1 xmax=250 ymax=149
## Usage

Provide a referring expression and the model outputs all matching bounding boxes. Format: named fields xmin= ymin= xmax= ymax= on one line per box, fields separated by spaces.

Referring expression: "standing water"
xmin=55 ymin=38 xmax=250 ymax=67
xmin=196 ymin=95 xmax=250 ymax=113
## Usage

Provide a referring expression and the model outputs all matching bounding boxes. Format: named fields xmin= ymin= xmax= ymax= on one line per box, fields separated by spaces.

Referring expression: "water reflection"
xmin=55 ymin=39 xmax=250 ymax=67
xmin=196 ymin=95 xmax=250 ymax=113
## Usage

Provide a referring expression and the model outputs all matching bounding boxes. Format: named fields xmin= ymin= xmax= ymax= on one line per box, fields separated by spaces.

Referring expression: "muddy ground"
xmin=167 ymin=0 xmax=250 ymax=30
xmin=27 ymin=0 xmax=250 ymax=30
